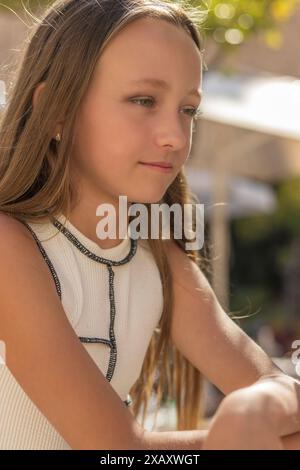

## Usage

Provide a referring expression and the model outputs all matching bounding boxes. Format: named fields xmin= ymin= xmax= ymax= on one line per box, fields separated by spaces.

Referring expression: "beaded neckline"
xmin=53 ymin=214 xmax=134 ymax=262
xmin=50 ymin=217 xmax=138 ymax=383
xmin=51 ymin=217 xmax=138 ymax=266
xmin=20 ymin=216 xmax=138 ymax=407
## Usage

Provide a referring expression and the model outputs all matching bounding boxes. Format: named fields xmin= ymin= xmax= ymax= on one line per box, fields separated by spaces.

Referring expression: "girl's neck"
xmin=61 ymin=205 xmax=130 ymax=250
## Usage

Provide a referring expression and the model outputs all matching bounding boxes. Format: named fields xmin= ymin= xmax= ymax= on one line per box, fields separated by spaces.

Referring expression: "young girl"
xmin=0 ymin=0 xmax=299 ymax=450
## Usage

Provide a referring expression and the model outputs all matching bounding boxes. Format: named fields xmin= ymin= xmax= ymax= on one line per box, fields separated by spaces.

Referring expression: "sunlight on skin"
xmin=33 ymin=17 xmax=202 ymax=250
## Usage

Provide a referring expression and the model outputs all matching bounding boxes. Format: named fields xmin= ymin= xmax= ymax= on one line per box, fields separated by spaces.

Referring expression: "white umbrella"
xmin=201 ymin=70 xmax=300 ymax=141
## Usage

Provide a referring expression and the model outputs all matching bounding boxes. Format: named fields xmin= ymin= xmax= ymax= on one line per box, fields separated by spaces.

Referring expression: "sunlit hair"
xmin=0 ymin=0 xmax=208 ymax=431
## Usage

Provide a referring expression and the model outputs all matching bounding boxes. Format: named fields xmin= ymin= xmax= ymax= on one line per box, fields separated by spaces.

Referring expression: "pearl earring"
xmin=55 ymin=133 xmax=61 ymax=142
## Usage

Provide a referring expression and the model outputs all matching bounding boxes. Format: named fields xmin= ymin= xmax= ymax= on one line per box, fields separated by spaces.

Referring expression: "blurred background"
xmin=1 ymin=0 xmax=300 ymax=431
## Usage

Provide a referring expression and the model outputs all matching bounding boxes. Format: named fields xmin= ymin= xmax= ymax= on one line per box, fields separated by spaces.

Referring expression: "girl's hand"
xmin=202 ymin=388 xmax=284 ymax=450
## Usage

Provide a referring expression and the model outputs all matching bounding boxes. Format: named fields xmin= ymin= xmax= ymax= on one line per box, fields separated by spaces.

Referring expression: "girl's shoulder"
xmin=0 ymin=212 xmax=58 ymax=288
xmin=0 ymin=212 xmax=34 ymax=243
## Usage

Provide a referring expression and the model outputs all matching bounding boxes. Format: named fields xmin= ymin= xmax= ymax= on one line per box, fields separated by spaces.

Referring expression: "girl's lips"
xmin=139 ymin=162 xmax=173 ymax=173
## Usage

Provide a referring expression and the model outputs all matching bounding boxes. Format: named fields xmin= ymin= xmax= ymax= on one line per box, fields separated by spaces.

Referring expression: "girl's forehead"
xmin=99 ymin=17 xmax=200 ymax=62
xmin=94 ymin=22 xmax=201 ymax=84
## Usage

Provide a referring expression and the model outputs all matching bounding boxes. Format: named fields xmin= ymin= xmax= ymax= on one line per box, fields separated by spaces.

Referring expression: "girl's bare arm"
xmin=165 ymin=239 xmax=300 ymax=441
xmin=0 ymin=214 xmax=147 ymax=450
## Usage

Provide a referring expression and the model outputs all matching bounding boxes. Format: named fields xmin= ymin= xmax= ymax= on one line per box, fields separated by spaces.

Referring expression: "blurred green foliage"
xmin=192 ymin=0 xmax=300 ymax=50
xmin=235 ymin=178 xmax=300 ymax=241
xmin=231 ymin=178 xmax=300 ymax=337
xmin=1 ymin=0 xmax=299 ymax=53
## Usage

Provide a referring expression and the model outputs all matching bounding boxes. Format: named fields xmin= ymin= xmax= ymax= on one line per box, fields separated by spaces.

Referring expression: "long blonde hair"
xmin=0 ymin=0 xmax=207 ymax=431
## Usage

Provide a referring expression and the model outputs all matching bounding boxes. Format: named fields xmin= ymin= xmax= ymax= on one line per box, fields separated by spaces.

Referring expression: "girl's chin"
xmin=129 ymin=193 xmax=166 ymax=204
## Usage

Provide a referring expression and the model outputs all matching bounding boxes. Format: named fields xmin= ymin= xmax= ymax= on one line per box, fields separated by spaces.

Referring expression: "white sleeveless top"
xmin=0 ymin=214 xmax=164 ymax=449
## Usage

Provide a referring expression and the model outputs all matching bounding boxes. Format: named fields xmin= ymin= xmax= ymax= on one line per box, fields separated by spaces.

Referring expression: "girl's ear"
xmin=32 ymin=81 xmax=65 ymax=138
xmin=32 ymin=81 xmax=46 ymax=109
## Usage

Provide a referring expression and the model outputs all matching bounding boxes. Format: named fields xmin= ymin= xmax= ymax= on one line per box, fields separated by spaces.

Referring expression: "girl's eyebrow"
xmin=129 ymin=78 xmax=202 ymax=99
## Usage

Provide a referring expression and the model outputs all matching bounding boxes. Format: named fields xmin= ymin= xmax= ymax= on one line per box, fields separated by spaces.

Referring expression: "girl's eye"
xmin=184 ymin=107 xmax=203 ymax=119
xmin=129 ymin=97 xmax=203 ymax=119
xmin=129 ymin=97 xmax=155 ymax=108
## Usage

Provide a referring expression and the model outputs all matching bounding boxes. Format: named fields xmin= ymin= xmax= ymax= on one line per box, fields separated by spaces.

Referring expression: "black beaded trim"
xmin=20 ymin=218 xmax=137 ymax=408
xmin=51 ymin=218 xmax=138 ymax=267
xmin=51 ymin=218 xmax=138 ymax=384
xmin=20 ymin=221 xmax=62 ymax=300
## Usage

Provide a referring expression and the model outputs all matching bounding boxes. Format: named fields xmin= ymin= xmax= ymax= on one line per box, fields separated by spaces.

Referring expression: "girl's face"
xmin=71 ymin=17 xmax=202 ymax=205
